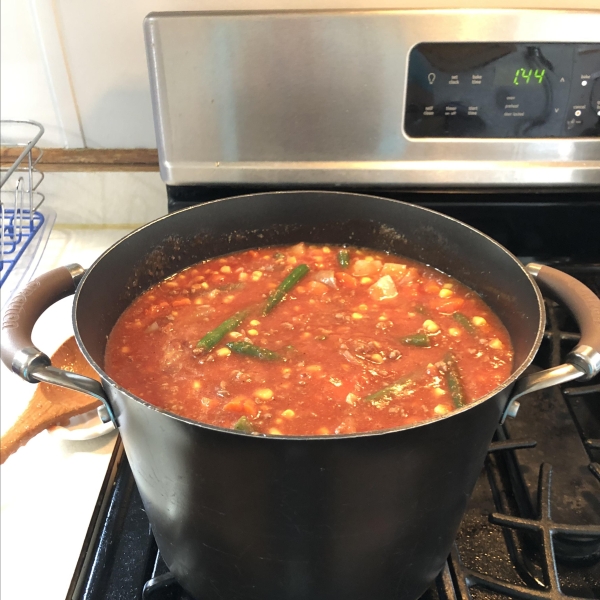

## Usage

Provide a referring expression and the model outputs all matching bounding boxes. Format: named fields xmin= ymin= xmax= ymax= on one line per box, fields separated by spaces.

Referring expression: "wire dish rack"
xmin=1 ymin=120 xmax=56 ymax=308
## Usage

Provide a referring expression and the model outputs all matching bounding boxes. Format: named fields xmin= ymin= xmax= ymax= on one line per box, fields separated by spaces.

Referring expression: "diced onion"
xmin=314 ymin=270 xmax=337 ymax=288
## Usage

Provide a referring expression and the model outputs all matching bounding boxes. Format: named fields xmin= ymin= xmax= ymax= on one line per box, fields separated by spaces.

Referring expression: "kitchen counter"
xmin=0 ymin=227 xmax=137 ymax=600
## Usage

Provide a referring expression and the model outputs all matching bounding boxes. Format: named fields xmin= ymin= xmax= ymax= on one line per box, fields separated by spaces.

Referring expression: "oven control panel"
xmin=405 ymin=43 xmax=600 ymax=138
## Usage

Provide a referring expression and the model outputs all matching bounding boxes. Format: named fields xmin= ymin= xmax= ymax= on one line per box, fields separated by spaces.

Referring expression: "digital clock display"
xmin=404 ymin=42 xmax=600 ymax=138
xmin=495 ymin=67 xmax=546 ymax=86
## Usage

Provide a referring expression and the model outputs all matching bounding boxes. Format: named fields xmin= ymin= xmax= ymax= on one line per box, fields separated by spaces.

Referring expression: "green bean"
xmin=196 ymin=310 xmax=248 ymax=351
xmin=444 ymin=353 xmax=466 ymax=408
xmin=263 ymin=264 xmax=310 ymax=316
xmin=400 ymin=333 xmax=431 ymax=347
xmin=226 ymin=341 xmax=280 ymax=361
xmin=337 ymin=249 xmax=350 ymax=269
xmin=453 ymin=312 xmax=475 ymax=335
xmin=233 ymin=416 xmax=254 ymax=434
xmin=364 ymin=372 xmax=417 ymax=407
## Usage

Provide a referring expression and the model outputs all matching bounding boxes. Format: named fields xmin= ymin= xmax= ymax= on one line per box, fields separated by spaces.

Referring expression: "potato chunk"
xmin=380 ymin=263 xmax=407 ymax=281
xmin=368 ymin=275 xmax=398 ymax=301
xmin=352 ymin=259 xmax=383 ymax=277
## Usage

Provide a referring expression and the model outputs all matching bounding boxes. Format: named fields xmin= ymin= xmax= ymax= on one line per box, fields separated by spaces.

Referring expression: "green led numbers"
xmin=514 ymin=67 xmax=545 ymax=85
xmin=534 ymin=68 xmax=545 ymax=84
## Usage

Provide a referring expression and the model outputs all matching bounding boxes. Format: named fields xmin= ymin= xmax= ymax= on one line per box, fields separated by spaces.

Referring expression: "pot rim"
xmin=72 ymin=190 xmax=546 ymax=440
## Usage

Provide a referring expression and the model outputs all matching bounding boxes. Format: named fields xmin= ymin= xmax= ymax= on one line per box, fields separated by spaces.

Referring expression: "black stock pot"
xmin=2 ymin=192 xmax=600 ymax=600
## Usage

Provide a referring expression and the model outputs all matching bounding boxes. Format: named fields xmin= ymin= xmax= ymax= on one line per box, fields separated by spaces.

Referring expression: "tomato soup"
xmin=105 ymin=244 xmax=513 ymax=435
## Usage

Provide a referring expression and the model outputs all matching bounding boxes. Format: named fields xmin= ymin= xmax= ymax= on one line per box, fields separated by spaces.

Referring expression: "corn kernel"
xmin=238 ymin=272 xmax=248 ymax=282
xmin=248 ymin=329 xmax=259 ymax=336
xmin=360 ymin=277 xmax=372 ymax=285
xmin=448 ymin=328 xmax=461 ymax=337
xmin=371 ymin=353 xmax=384 ymax=364
xmin=472 ymin=316 xmax=487 ymax=326
xmin=439 ymin=288 xmax=453 ymax=298
xmin=220 ymin=265 xmax=231 ymax=273
xmin=255 ymin=388 xmax=274 ymax=401
xmin=489 ymin=338 xmax=503 ymax=350
xmin=250 ymin=319 xmax=261 ymax=326
xmin=251 ymin=271 xmax=263 ymax=281
xmin=268 ymin=428 xmax=282 ymax=435
xmin=365 ymin=256 xmax=374 ymax=262
xmin=434 ymin=387 xmax=446 ymax=397
xmin=281 ymin=409 xmax=295 ymax=419
xmin=194 ymin=298 xmax=204 ymax=305
xmin=359 ymin=304 xmax=368 ymax=311
xmin=282 ymin=367 xmax=292 ymax=375
xmin=222 ymin=295 xmax=235 ymax=304
xmin=316 ymin=427 xmax=330 ymax=435
xmin=322 ymin=246 xmax=331 ymax=254
xmin=352 ymin=312 xmax=363 ymax=320
xmin=442 ymin=283 xmax=454 ymax=289
xmin=193 ymin=381 xmax=202 ymax=390
xmin=378 ymin=315 xmax=388 ymax=321
xmin=216 ymin=347 xmax=231 ymax=357
xmin=423 ymin=319 xmax=439 ymax=333
xmin=201 ymin=282 xmax=209 ymax=289
xmin=229 ymin=331 xmax=243 ymax=339
xmin=287 ymin=256 xmax=297 ymax=265
xmin=434 ymin=404 xmax=450 ymax=415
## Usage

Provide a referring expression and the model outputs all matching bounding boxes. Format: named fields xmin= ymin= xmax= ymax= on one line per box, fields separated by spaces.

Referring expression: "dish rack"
xmin=1 ymin=120 xmax=56 ymax=308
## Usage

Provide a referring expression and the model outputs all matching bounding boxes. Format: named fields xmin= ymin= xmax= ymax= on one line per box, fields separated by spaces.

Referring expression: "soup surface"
xmin=105 ymin=244 xmax=513 ymax=435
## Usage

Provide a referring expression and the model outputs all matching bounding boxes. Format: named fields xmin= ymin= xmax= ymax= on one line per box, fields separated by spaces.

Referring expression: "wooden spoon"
xmin=1 ymin=337 xmax=101 ymax=464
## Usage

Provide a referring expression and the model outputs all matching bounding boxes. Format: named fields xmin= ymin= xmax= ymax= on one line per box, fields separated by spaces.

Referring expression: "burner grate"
xmin=460 ymin=463 xmax=600 ymax=599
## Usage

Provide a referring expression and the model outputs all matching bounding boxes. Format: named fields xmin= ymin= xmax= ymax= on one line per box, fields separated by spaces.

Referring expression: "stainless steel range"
xmin=69 ymin=9 xmax=599 ymax=600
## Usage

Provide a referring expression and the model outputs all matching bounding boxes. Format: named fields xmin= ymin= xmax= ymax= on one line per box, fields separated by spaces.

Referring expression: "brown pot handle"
xmin=1 ymin=265 xmax=117 ymax=427
xmin=502 ymin=263 xmax=600 ymax=422
xmin=528 ymin=263 xmax=600 ymax=376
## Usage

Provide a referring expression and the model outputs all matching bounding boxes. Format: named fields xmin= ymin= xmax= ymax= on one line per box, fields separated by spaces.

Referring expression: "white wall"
xmin=2 ymin=0 xmax=598 ymax=149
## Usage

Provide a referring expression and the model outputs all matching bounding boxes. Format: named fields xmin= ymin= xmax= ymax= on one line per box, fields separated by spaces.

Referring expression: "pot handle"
xmin=502 ymin=263 xmax=600 ymax=422
xmin=1 ymin=264 xmax=118 ymax=428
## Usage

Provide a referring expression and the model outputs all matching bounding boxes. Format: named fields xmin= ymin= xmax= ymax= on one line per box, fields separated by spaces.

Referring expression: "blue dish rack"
xmin=1 ymin=120 xmax=55 ymax=306
xmin=1 ymin=208 xmax=46 ymax=286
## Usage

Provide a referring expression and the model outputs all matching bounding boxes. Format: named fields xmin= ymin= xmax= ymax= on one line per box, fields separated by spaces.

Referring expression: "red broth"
xmin=105 ymin=244 xmax=513 ymax=435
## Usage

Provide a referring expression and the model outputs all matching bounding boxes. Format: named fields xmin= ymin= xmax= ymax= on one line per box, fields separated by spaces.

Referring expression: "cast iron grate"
xmin=457 ymin=463 xmax=600 ymax=599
